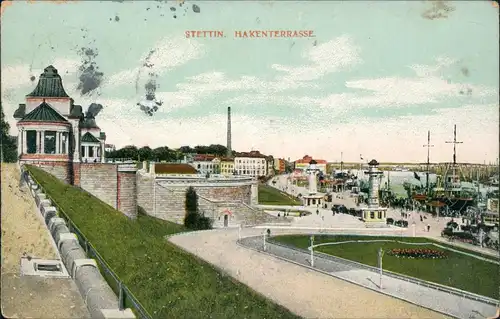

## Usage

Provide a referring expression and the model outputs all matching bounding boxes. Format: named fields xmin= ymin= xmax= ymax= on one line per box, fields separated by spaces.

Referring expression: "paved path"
xmin=239 ymin=236 xmax=497 ymax=319
xmin=169 ymin=227 xmax=449 ymax=319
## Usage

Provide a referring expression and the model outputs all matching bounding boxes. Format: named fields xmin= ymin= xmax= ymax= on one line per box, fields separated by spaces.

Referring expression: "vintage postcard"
xmin=1 ymin=1 xmax=499 ymax=319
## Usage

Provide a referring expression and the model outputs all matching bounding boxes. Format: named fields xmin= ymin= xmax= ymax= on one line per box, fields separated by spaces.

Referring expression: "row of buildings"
xmin=181 ymin=153 xmax=327 ymax=178
xmin=185 ymin=151 xmax=278 ymax=177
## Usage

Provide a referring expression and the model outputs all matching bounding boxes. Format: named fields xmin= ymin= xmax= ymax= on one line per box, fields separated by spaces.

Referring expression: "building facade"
xmin=13 ymin=65 xmax=138 ymax=219
xmin=294 ymin=155 xmax=327 ymax=174
xmin=14 ymin=65 xmax=107 ymax=169
xmin=220 ymin=157 xmax=235 ymax=176
xmin=234 ymin=151 xmax=267 ymax=177
xmin=274 ymin=158 xmax=286 ymax=174
xmin=189 ymin=154 xmax=220 ymax=174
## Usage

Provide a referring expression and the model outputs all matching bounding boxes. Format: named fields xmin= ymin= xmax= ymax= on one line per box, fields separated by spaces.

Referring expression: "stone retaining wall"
xmin=80 ymin=163 xmax=118 ymax=209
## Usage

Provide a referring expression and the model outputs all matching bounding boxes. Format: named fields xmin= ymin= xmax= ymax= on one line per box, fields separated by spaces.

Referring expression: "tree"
xmin=1 ymin=107 xmax=18 ymax=162
xmin=138 ymin=146 xmax=153 ymax=161
xmin=184 ymin=186 xmax=213 ymax=230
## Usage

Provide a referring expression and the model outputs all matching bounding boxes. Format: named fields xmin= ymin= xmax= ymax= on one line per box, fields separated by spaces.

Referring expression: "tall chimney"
xmin=226 ymin=107 xmax=232 ymax=157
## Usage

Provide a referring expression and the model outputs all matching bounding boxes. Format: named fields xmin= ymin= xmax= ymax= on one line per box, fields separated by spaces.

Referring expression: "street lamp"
xmin=310 ymin=235 xmax=315 ymax=267
xmin=378 ymin=247 xmax=385 ymax=289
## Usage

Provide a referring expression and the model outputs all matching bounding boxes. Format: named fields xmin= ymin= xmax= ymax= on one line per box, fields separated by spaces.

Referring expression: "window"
xmin=44 ymin=131 xmax=57 ymax=154
xmin=370 ymin=211 xmax=374 ymax=219
xmin=26 ymin=130 xmax=37 ymax=154
xmin=378 ymin=212 xmax=382 ymax=219
xmin=61 ymin=132 xmax=68 ymax=154
xmin=197 ymin=164 xmax=201 ymax=169
xmin=89 ymin=146 xmax=94 ymax=157
xmin=81 ymin=146 xmax=85 ymax=156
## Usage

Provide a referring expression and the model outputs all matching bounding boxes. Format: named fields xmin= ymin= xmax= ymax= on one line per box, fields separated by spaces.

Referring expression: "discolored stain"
xmin=461 ymin=67 xmax=470 ymax=77
xmin=421 ymin=0 xmax=455 ymax=20
xmin=115 ymin=15 xmax=120 ymax=22
xmin=30 ymin=76 xmax=36 ymax=82
xmin=313 ymin=40 xmax=318 ymax=46
xmin=173 ymin=15 xmax=177 ymax=19
xmin=76 ymin=46 xmax=104 ymax=95
xmin=192 ymin=4 xmax=200 ymax=13
xmin=85 ymin=103 xmax=104 ymax=119
xmin=170 ymin=6 xmax=176 ymax=11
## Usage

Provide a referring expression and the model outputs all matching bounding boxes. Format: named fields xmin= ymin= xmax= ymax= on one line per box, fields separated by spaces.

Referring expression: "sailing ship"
xmin=413 ymin=126 xmax=475 ymax=212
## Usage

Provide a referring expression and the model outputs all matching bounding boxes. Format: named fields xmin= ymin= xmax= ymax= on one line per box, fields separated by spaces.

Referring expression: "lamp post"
xmin=310 ymin=235 xmax=315 ymax=267
xmin=238 ymin=224 xmax=242 ymax=240
xmin=378 ymin=247 xmax=385 ymax=289
xmin=263 ymin=231 xmax=267 ymax=251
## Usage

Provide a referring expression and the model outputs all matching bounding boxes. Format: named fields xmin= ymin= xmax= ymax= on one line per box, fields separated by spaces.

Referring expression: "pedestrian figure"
xmin=427 ymin=224 xmax=431 ymax=232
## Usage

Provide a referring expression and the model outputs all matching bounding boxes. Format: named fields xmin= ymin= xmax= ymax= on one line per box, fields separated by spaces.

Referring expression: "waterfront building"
xmin=294 ymin=155 xmax=327 ymax=174
xmin=234 ymin=151 xmax=268 ymax=177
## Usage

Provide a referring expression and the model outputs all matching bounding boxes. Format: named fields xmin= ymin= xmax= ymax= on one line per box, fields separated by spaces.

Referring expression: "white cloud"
xmin=94 ymin=103 xmax=498 ymax=163
xmin=409 ymin=56 xmax=457 ymax=77
xmin=271 ymin=36 xmax=362 ymax=82
xmin=225 ymin=57 xmax=498 ymax=110
xmin=125 ymin=35 xmax=357 ymax=111
xmin=1 ymin=57 xmax=80 ymax=92
xmin=104 ymin=37 xmax=206 ymax=88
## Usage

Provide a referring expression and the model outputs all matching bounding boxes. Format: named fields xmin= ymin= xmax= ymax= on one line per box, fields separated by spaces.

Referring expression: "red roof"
xmin=155 ymin=164 xmax=197 ymax=174
xmin=295 ymin=155 xmax=327 ymax=164
xmin=193 ymin=154 xmax=217 ymax=161
xmin=235 ymin=150 xmax=267 ymax=158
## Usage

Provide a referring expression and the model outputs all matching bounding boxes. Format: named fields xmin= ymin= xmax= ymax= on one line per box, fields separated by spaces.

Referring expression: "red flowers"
xmin=387 ymin=248 xmax=447 ymax=259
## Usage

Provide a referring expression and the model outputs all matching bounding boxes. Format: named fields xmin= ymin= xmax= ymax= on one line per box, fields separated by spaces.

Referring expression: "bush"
xmin=184 ymin=186 xmax=212 ymax=230
xmin=386 ymin=218 xmax=394 ymax=225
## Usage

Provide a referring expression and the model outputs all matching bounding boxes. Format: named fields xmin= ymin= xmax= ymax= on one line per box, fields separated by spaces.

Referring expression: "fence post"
xmin=118 ymin=281 xmax=124 ymax=310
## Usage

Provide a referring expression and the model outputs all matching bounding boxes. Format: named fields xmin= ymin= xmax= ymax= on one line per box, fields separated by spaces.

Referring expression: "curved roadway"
xmin=169 ymin=227 xmax=449 ymax=319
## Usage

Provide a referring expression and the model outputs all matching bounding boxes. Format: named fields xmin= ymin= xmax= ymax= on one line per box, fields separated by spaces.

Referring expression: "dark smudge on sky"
xmin=76 ymin=46 xmax=104 ymax=96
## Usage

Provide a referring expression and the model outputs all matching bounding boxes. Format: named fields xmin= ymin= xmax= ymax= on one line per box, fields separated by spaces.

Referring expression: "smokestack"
xmin=226 ymin=107 xmax=232 ymax=157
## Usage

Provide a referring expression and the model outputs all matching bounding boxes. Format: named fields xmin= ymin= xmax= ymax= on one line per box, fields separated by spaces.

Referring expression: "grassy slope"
xmin=28 ymin=165 xmax=299 ymax=319
xmin=273 ymin=234 xmax=499 ymax=299
xmin=258 ymin=184 xmax=301 ymax=205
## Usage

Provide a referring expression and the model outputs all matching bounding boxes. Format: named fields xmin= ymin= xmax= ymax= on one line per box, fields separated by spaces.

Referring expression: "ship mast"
xmin=445 ymin=124 xmax=463 ymax=192
xmin=423 ymin=130 xmax=434 ymax=195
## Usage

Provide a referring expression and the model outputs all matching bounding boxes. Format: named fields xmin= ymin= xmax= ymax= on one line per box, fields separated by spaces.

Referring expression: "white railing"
xmin=264 ymin=237 xmax=499 ymax=307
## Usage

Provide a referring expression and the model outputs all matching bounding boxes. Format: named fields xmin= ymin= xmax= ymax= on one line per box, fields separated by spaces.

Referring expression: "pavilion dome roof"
xmin=27 ymin=65 xmax=69 ymax=98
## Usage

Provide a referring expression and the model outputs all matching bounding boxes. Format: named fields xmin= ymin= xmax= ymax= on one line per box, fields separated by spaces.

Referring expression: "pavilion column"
xmin=65 ymin=133 xmax=69 ymax=154
xmin=40 ymin=131 xmax=45 ymax=154
xmin=55 ymin=132 xmax=60 ymax=154
xmin=100 ymin=141 xmax=105 ymax=163
xmin=22 ymin=130 xmax=27 ymax=154
xmin=17 ymin=129 xmax=23 ymax=156
xmin=36 ymin=131 xmax=41 ymax=153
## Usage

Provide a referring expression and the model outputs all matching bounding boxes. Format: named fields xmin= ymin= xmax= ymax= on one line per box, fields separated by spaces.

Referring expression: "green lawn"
xmin=272 ymin=234 xmax=499 ymax=299
xmin=27 ymin=165 xmax=300 ymax=319
xmin=258 ymin=184 xmax=301 ymax=205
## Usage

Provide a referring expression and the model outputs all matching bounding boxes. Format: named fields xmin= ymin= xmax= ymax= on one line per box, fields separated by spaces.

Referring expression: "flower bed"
xmin=387 ymin=248 xmax=447 ymax=259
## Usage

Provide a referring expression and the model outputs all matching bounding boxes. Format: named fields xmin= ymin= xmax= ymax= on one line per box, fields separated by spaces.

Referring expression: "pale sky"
xmin=1 ymin=1 xmax=498 ymax=163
